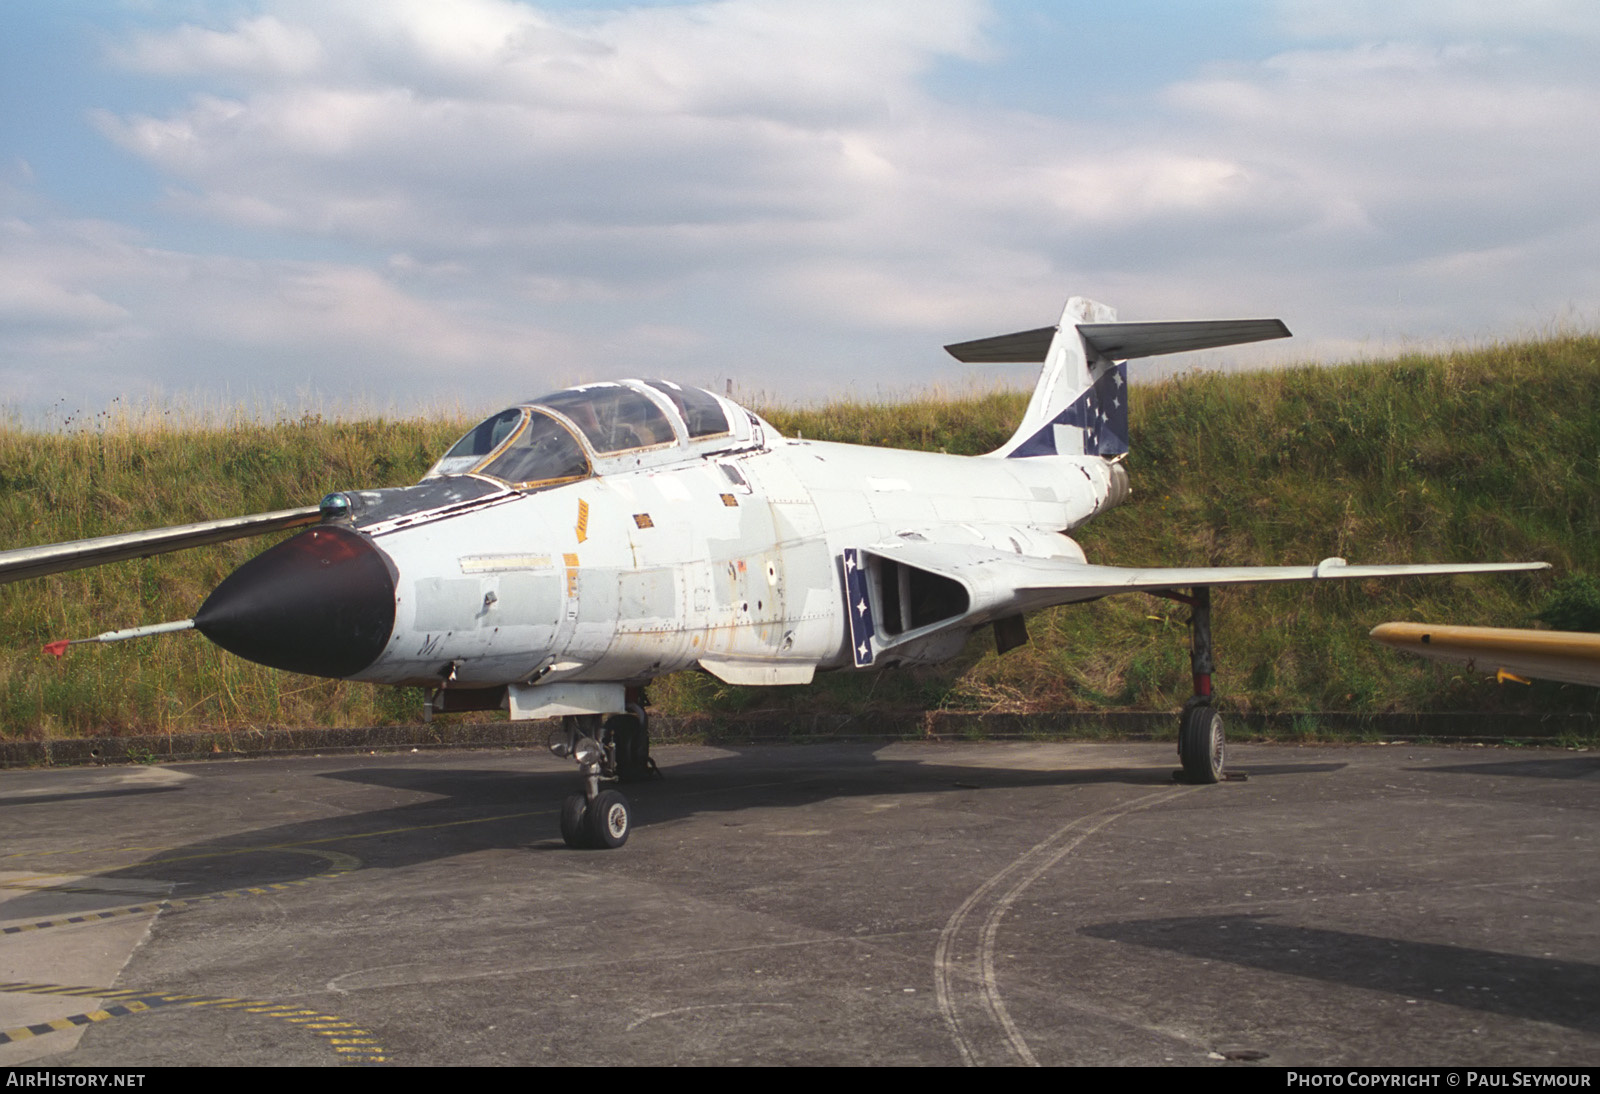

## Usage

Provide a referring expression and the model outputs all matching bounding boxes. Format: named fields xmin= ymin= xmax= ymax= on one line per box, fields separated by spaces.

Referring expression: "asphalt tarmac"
xmin=1 ymin=740 xmax=1596 ymax=1067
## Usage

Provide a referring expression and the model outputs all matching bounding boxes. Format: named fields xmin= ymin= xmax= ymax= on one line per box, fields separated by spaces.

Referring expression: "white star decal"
xmin=857 ymin=598 xmax=868 ymax=615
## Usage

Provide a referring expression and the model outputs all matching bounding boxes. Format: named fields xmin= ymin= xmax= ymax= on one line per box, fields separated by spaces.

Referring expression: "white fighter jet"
xmin=0 ymin=296 xmax=1547 ymax=848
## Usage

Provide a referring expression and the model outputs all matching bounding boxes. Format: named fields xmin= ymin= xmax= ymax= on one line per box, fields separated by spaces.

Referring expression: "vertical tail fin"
xmin=943 ymin=297 xmax=1290 ymax=459
xmin=1008 ymin=296 xmax=1127 ymax=458
xmin=945 ymin=296 xmax=1127 ymax=458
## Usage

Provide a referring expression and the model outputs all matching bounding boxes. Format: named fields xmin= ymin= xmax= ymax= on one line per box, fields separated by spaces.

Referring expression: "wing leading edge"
xmin=0 ymin=507 xmax=321 ymax=585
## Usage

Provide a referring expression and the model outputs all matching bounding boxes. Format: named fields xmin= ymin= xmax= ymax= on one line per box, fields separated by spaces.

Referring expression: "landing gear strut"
xmin=550 ymin=713 xmax=630 ymax=848
xmin=1156 ymin=585 xmax=1226 ymax=784
xmin=548 ymin=693 xmax=657 ymax=849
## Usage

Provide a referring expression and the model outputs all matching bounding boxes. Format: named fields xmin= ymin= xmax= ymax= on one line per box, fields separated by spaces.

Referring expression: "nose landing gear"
xmin=550 ymin=699 xmax=656 ymax=849
xmin=551 ymin=713 xmax=627 ymax=848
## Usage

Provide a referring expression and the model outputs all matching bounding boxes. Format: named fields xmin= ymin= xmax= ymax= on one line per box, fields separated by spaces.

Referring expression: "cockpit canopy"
xmin=425 ymin=379 xmax=744 ymax=488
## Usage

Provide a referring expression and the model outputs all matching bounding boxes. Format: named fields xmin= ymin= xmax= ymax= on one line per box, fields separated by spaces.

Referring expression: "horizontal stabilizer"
xmin=0 ymin=507 xmax=321 ymax=585
xmin=1078 ymin=319 xmax=1290 ymax=360
xmin=943 ymin=326 xmax=1055 ymax=363
xmin=945 ymin=319 xmax=1290 ymax=363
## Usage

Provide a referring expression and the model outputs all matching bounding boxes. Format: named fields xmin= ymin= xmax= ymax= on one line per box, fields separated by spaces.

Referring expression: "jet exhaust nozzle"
xmin=1104 ymin=460 xmax=1131 ymax=511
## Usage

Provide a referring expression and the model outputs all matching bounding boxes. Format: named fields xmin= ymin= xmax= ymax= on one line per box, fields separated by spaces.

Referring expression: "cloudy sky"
xmin=3 ymin=0 xmax=1597 ymax=420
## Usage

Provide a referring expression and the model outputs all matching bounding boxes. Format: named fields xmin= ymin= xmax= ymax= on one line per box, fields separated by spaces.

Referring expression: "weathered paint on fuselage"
xmin=347 ymin=419 xmax=1121 ymax=692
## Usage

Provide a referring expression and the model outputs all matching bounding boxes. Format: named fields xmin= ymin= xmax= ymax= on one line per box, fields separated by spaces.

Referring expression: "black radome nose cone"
xmin=196 ymin=526 xmax=396 ymax=678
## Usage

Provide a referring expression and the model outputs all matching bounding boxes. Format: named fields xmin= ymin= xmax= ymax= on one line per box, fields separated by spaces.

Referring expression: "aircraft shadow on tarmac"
xmin=1079 ymin=915 xmax=1600 ymax=1035
xmin=21 ymin=745 xmax=1348 ymax=908
xmin=1403 ymin=755 xmax=1600 ymax=781
xmin=0 ymin=785 xmax=187 ymax=809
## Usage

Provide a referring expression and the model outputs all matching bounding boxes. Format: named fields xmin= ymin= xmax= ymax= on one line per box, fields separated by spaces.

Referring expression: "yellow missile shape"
xmin=1370 ymin=622 xmax=1600 ymax=687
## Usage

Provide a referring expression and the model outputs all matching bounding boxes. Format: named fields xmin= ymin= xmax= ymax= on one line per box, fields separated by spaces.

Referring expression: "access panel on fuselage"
xmin=723 ymin=450 xmax=840 ymax=668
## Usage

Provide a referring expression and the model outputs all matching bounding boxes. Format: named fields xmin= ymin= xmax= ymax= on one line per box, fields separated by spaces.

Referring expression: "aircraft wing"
xmin=857 ymin=537 xmax=1549 ymax=639
xmin=996 ymin=556 xmax=1550 ymax=602
xmin=0 ymin=507 xmax=321 ymax=585
xmin=1371 ymin=622 xmax=1600 ymax=687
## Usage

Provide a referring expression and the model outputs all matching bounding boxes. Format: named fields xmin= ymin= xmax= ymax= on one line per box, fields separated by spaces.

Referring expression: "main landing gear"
xmin=1153 ymin=585 xmax=1227 ymax=784
xmin=549 ymin=698 xmax=657 ymax=849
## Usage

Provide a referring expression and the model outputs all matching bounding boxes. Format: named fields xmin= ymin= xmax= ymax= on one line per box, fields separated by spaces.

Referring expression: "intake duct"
xmin=872 ymin=557 xmax=971 ymax=638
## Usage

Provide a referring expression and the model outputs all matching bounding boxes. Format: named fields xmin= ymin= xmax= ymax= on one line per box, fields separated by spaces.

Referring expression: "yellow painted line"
xmin=2 ymin=850 xmax=362 ymax=935
xmin=2 ymin=845 xmax=172 ymax=862
xmin=0 ymin=880 xmax=166 ymax=896
xmin=0 ymin=982 xmax=388 ymax=1065
xmin=0 ymin=1000 xmax=151 ymax=1044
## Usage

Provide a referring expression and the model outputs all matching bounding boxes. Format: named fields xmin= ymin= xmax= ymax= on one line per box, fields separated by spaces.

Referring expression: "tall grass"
xmin=3 ymin=336 xmax=1597 ymax=739
xmin=1 ymin=408 xmax=469 ymax=737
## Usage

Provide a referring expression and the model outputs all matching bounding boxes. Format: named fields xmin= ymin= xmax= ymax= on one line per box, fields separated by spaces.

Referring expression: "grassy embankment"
xmin=2 ymin=336 xmax=1597 ymax=740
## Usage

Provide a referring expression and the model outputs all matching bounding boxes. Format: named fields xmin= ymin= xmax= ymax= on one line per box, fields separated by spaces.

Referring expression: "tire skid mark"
xmin=935 ymin=786 xmax=1194 ymax=1066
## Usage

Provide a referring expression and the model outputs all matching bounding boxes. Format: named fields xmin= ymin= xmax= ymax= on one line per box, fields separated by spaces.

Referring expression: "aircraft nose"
xmin=195 ymin=526 xmax=397 ymax=678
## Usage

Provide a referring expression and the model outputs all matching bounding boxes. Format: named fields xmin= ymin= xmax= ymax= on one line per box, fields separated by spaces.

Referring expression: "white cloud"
xmin=0 ymin=217 xmax=133 ymax=328
xmin=1163 ymin=41 xmax=1600 ymax=263
xmin=1272 ymin=0 xmax=1600 ymax=40
xmin=0 ymin=208 xmax=594 ymax=412
xmin=121 ymin=15 xmax=324 ymax=78
xmin=7 ymin=1 xmax=1598 ymax=413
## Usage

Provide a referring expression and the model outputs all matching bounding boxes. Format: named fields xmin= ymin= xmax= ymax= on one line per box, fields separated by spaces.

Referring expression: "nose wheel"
xmin=550 ymin=712 xmax=644 ymax=849
xmin=560 ymin=788 xmax=630 ymax=849
xmin=559 ymin=791 xmax=591 ymax=847
xmin=586 ymin=790 xmax=631 ymax=848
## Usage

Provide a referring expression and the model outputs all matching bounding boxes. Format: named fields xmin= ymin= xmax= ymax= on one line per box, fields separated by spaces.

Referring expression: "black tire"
xmin=606 ymin=713 xmax=651 ymax=782
xmin=586 ymin=789 xmax=630 ymax=849
xmin=560 ymin=792 xmax=591 ymax=849
xmin=1179 ymin=704 xmax=1225 ymax=784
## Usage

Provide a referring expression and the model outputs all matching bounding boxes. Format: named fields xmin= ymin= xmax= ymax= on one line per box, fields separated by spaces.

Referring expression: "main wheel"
xmin=559 ymin=792 xmax=591 ymax=848
xmin=1179 ymin=704 xmax=1225 ymax=784
xmin=606 ymin=713 xmax=652 ymax=783
xmin=586 ymin=789 xmax=630 ymax=849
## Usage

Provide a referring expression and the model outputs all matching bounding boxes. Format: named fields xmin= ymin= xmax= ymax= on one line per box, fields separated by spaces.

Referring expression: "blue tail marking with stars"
xmin=1006 ymin=360 xmax=1128 ymax=457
